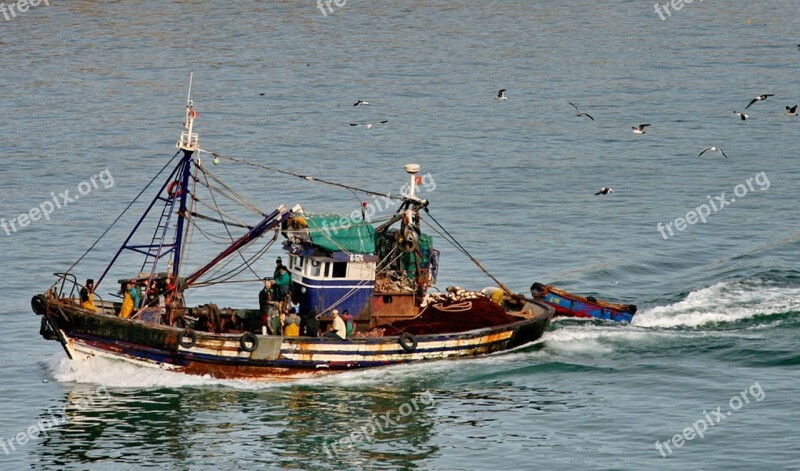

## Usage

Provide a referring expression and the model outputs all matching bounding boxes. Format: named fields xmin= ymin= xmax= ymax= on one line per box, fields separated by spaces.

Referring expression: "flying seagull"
xmin=353 ymin=100 xmax=369 ymax=106
xmin=786 ymin=105 xmax=798 ymax=116
xmin=732 ymin=111 xmax=749 ymax=121
xmin=699 ymin=146 xmax=728 ymax=158
xmin=745 ymin=94 xmax=774 ymax=109
xmin=495 ymin=89 xmax=508 ymax=100
xmin=632 ymin=124 xmax=651 ymax=134
xmin=568 ymin=102 xmax=595 ymax=121
xmin=595 ymin=187 xmax=613 ymax=195
xmin=349 ymin=120 xmax=389 ymax=129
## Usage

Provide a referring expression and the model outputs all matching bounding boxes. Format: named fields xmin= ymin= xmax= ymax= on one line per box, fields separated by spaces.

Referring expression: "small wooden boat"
xmin=529 ymin=282 xmax=637 ymax=323
xmin=30 ymin=77 xmax=553 ymax=381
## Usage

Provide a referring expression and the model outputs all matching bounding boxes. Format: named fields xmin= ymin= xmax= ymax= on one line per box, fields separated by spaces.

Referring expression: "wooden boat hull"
xmin=32 ymin=294 xmax=553 ymax=381
xmin=530 ymin=283 xmax=637 ymax=323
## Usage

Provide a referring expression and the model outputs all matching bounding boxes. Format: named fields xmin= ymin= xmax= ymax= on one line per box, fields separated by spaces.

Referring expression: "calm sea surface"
xmin=2 ymin=1 xmax=800 ymax=469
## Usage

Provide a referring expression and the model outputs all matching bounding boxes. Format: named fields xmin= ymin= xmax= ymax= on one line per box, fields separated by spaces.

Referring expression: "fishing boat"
xmin=529 ymin=282 xmax=637 ymax=323
xmin=30 ymin=77 xmax=553 ymax=381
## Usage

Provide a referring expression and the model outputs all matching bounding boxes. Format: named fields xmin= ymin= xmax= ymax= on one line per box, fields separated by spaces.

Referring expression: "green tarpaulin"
xmin=302 ymin=214 xmax=376 ymax=254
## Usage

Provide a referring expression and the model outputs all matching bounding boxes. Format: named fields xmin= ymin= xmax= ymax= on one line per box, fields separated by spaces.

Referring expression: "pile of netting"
xmin=381 ymin=287 xmax=522 ymax=336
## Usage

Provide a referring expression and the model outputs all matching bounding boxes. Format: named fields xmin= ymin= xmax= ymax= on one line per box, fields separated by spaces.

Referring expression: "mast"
xmin=94 ymin=74 xmax=199 ymax=290
xmin=173 ymin=72 xmax=200 ymax=282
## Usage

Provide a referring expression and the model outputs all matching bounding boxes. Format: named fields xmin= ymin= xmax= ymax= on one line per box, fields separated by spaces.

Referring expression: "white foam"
xmin=633 ymin=280 xmax=800 ymax=329
xmin=45 ymin=353 xmax=285 ymax=390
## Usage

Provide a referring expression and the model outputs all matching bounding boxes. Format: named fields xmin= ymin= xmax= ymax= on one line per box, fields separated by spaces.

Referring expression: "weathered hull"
xmin=32 ymin=295 xmax=552 ymax=381
xmin=532 ymin=285 xmax=636 ymax=323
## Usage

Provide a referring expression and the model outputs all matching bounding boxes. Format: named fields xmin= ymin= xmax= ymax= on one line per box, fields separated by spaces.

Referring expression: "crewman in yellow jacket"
xmin=80 ymin=279 xmax=97 ymax=312
xmin=284 ymin=309 xmax=301 ymax=337
xmin=119 ymin=281 xmax=135 ymax=319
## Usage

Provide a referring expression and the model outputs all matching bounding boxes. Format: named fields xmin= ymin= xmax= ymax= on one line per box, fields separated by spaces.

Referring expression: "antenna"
xmin=177 ymin=72 xmax=199 ymax=151
xmin=186 ymin=71 xmax=193 ymax=107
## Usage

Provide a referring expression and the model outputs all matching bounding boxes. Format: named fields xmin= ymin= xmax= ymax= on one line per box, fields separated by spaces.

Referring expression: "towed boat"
xmin=530 ymin=282 xmax=637 ymax=323
xmin=30 ymin=78 xmax=553 ymax=381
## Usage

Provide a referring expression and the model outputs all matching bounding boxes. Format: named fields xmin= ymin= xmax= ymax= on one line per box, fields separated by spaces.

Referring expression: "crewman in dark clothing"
xmin=302 ymin=309 xmax=320 ymax=337
xmin=259 ymin=279 xmax=272 ymax=326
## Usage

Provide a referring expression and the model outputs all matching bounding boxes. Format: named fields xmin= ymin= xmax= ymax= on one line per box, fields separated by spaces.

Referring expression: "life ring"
xmin=530 ymin=282 xmax=545 ymax=296
xmin=240 ymin=332 xmax=259 ymax=352
xmin=188 ymin=109 xmax=197 ymax=119
xmin=178 ymin=329 xmax=197 ymax=348
xmin=167 ymin=181 xmax=183 ymax=199
xmin=398 ymin=332 xmax=417 ymax=352
xmin=399 ymin=227 xmax=418 ymax=253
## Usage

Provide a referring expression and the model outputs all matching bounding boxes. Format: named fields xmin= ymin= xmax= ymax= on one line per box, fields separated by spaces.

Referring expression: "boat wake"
xmin=633 ymin=277 xmax=800 ymax=329
xmin=44 ymin=353 xmax=286 ymax=390
xmin=527 ymin=275 xmax=800 ymax=360
xmin=43 ymin=350 xmax=474 ymax=390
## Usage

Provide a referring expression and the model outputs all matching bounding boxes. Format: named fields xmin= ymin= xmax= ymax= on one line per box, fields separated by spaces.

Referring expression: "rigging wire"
xmin=421 ymin=210 xmax=514 ymax=295
xmin=198 ymin=165 xmax=263 ymax=281
xmin=64 ymin=151 xmax=181 ymax=283
xmin=200 ymin=149 xmax=408 ymax=201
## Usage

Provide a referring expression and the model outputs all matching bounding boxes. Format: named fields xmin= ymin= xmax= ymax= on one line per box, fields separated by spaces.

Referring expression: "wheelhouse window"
xmin=309 ymin=260 xmax=322 ymax=277
xmin=332 ymin=262 xmax=347 ymax=278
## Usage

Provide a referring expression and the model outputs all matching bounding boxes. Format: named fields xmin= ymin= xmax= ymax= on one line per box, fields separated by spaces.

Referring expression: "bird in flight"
xmin=732 ymin=111 xmax=749 ymax=121
xmin=745 ymin=94 xmax=774 ymax=109
xmin=349 ymin=120 xmax=389 ymax=129
xmin=353 ymin=100 xmax=369 ymax=106
xmin=495 ymin=89 xmax=508 ymax=100
xmin=595 ymin=187 xmax=613 ymax=195
xmin=568 ymin=102 xmax=595 ymax=121
xmin=632 ymin=124 xmax=651 ymax=134
xmin=699 ymin=146 xmax=728 ymax=158
xmin=786 ymin=105 xmax=798 ymax=116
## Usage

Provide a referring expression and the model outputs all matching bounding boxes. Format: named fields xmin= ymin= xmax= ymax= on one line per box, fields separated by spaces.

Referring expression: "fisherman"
xmin=302 ymin=309 xmax=320 ymax=337
xmin=284 ymin=308 xmax=301 ymax=337
xmin=273 ymin=257 xmax=285 ymax=279
xmin=342 ymin=309 xmax=355 ymax=338
xmin=323 ymin=309 xmax=346 ymax=339
xmin=259 ymin=279 xmax=273 ymax=331
xmin=269 ymin=307 xmax=284 ymax=336
xmin=129 ymin=279 xmax=143 ymax=310
xmin=274 ymin=265 xmax=291 ymax=300
xmin=138 ymin=280 xmax=166 ymax=324
xmin=79 ymin=279 xmax=97 ymax=312
xmin=119 ymin=281 xmax=135 ymax=319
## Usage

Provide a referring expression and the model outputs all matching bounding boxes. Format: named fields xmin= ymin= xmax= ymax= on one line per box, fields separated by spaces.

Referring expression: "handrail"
xmin=49 ymin=272 xmax=104 ymax=308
